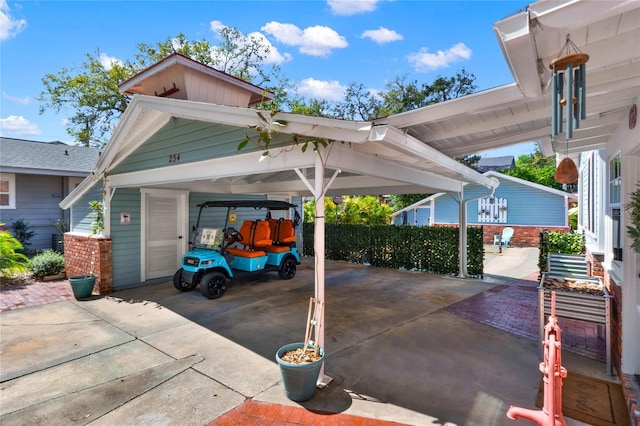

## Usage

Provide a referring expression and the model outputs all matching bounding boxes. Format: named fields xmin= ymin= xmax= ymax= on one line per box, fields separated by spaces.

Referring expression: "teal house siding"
xmin=110 ymin=119 xmax=261 ymax=176
xmin=71 ymin=183 xmax=104 ymax=234
xmin=109 ymin=189 xmax=142 ymax=289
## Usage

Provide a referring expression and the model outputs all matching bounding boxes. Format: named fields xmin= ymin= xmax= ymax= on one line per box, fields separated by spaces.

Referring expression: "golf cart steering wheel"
xmin=226 ymin=227 xmax=243 ymax=243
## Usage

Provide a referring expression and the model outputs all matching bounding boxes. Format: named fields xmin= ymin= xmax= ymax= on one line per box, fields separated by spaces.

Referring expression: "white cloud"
xmin=2 ymin=91 xmax=29 ymax=105
xmin=98 ymin=52 xmax=122 ymax=70
xmin=297 ymin=78 xmax=346 ymax=101
xmin=0 ymin=115 xmax=41 ymax=136
xmin=0 ymin=0 xmax=27 ymax=41
xmin=247 ymin=31 xmax=293 ymax=64
xmin=210 ymin=20 xmax=225 ymax=33
xmin=407 ymin=42 xmax=472 ymax=72
xmin=327 ymin=0 xmax=379 ymax=16
xmin=262 ymin=22 xmax=347 ymax=57
xmin=209 ymin=20 xmax=291 ymax=66
xmin=361 ymin=27 xmax=403 ymax=44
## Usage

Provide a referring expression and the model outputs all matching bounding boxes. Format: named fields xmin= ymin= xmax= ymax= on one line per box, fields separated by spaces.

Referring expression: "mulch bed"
xmin=543 ymin=278 xmax=604 ymax=296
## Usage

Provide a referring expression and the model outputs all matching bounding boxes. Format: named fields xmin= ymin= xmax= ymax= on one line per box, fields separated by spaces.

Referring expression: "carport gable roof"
xmin=61 ymin=94 xmax=497 ymax=209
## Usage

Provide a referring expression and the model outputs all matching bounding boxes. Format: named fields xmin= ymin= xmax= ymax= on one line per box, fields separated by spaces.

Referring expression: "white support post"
xmin=458 ymin=188 xmax=468 ymax=278
xmin=313 ymin=153 xmax=332 ymax=387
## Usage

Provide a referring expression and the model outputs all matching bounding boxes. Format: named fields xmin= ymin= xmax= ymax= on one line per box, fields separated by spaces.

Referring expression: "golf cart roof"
xmin=197 ymin=200 xmax=298 ymax=210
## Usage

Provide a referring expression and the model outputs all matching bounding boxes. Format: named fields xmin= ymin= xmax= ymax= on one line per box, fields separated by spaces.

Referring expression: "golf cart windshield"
xmin=192 ymin=227 xmax=225 ymax=250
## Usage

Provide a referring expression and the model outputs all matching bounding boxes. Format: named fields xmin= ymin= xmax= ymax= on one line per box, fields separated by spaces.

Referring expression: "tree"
xmin=381 ymin=69 xmax=479 ymax=210
xmin=304 ymin=196 xmax=393 ymax=225
xmin=39 ymin=32 xmax=281 ymax=148
xmin=331 ymin=83 xmax=383 ymax=121
xmin=502 ymin=150 xmax=562 ymax=190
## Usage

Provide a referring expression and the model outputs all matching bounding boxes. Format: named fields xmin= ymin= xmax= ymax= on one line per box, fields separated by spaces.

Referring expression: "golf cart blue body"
xmin=173 ymin=200 xmax=301 ymax=299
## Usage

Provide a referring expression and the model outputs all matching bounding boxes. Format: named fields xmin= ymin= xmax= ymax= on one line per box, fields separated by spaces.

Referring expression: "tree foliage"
xmin=303 ymin=196 xmax=393 ymax=225
xmin=39 ymin=31 xmax=284 ymax=148
xmin=502 ymin=150 xmax=562 ymax=190
xmin=0 ymin=223 xmax=29 ymax=277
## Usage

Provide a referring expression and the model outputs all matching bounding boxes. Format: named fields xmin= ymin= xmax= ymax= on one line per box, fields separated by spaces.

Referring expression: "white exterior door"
xmin=141 ymin=189 xmax=188 ymax=281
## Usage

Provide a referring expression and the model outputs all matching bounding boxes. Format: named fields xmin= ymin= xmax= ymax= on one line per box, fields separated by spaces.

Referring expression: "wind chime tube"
xmin=579 ymin=63 xmax=586 ymax=120
xmin=566 ymin=63 xmax=574 ymax=140
xmin=573 ymin=66 xmax=582 ymax=129
xmin=551 ymin=70 xmax=558 ymax=137
xmin=557 ymin=72 xmax=564 ymax=136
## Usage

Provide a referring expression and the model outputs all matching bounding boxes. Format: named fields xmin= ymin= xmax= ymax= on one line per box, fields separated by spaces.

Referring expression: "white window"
xmin=609 ymin=154 xmax=623 ymax=262
xmin=580 ymin=154 xmax=597 ymax=233
xmin=0 ymin=173 xmax=16 ymax=209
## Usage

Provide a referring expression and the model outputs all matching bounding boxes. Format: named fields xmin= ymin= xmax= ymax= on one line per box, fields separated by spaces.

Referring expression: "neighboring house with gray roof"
xmin=0 ymin=137 xmax=100 ymax=253
xmin=476 ymin=156 xmax=515 ymax=173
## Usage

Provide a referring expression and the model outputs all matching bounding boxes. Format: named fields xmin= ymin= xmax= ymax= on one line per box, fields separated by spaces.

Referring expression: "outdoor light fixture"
xmin=550 ymin=34 xmax=588 ymax=184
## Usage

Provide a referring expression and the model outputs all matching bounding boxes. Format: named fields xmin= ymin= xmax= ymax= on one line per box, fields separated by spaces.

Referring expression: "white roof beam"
xmin=373 ymin=125 xmax=498 ymax=189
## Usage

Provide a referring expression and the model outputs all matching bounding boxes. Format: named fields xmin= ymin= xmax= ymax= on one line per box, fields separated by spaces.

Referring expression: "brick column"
xmin=63 ymin=234 xmax=113 ymax=294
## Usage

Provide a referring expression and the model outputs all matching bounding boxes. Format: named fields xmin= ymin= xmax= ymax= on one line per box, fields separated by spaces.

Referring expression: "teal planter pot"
xmin=68 ymin=275 xmax=96 ymax=300
xmin=276 ymin=342 xmax=324 ymax=402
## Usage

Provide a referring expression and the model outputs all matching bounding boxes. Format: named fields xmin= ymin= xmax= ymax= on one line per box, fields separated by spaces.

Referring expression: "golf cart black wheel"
xmin=278 ymin=258 xmax=297 ymax=280
xmin=200 ymin=271 xmax=228 ymax=299
xmin=173 ymin=268 xmax=197 ymax=292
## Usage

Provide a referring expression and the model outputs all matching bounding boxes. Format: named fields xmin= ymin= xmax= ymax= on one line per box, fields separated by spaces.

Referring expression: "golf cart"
xmin=173 ymin=200 xmax=302 ymax=299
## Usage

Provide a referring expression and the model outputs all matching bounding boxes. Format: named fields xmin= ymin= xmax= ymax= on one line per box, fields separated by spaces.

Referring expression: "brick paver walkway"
xmin=444 ymin=272 xmax=606 ymax=363
xmin=0 ymin=279 xmax=75 ymax=311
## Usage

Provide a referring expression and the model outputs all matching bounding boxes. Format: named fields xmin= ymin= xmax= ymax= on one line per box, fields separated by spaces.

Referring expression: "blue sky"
xmin=0 ymin=0 xmax=537 ymax=158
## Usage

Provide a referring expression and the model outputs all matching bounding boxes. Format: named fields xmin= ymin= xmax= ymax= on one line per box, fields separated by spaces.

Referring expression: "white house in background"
xmin=392 ymin=171 xmax=577 ymax=247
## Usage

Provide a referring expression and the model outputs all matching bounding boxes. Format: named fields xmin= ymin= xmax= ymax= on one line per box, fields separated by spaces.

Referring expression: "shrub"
xmin=29 ymin=249 xmax=65 ymax=278
xmin=0 ymin=222 xmax=29 ymax=276
xmin=538 ymin=230 xmax=585 ymax=272
xmin=9 ymin=218 xmax=35 ymax=250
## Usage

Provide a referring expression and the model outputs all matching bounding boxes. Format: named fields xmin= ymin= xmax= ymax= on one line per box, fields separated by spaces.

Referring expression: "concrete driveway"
xmin=0 ymin=250 xmax=606 ymax=425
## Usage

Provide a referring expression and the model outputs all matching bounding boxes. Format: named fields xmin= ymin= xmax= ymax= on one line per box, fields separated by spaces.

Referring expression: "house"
xmin=476 ymin=156 xmax=515 ymax=173
xmin=391 ymin=171 xmax=577 ymax=246
xmin=60 ymin=0 xmax=640 ymax=401
xmin=0 ymin=137 xmax=100 ymax=253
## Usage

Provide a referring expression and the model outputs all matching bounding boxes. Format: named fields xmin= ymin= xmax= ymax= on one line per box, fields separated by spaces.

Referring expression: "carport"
xmin=61 ymin=53 xmax=499 ymax=385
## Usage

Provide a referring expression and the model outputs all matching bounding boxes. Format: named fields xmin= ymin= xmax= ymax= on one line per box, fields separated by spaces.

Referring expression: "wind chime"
xmin=550 ymin=34 xmax=589 ymax=184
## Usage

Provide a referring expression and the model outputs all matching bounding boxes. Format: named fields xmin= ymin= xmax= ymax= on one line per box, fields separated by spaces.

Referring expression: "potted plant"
xmin=68 ymin=248 xmax=96 ymax=299
xmin=68 ymin=201 xmax=101 ymax=299
xmin=275 ymin=298 xmax=325 ymax=401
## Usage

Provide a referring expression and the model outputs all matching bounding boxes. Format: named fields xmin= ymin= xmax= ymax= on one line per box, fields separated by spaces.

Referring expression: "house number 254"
xmin=169 ymin=153 xmax=181 ymax=163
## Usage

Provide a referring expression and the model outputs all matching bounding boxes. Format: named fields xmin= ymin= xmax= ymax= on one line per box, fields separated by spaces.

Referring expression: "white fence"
xmin=478 ymin=197 xmax=507 ymax=223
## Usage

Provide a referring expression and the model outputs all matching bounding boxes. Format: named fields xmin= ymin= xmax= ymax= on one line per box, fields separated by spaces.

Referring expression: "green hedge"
xmin=302 ymin=223 xmax=484 ymax=276
xmin=538 ymin=230 xmax=585 ymax=272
